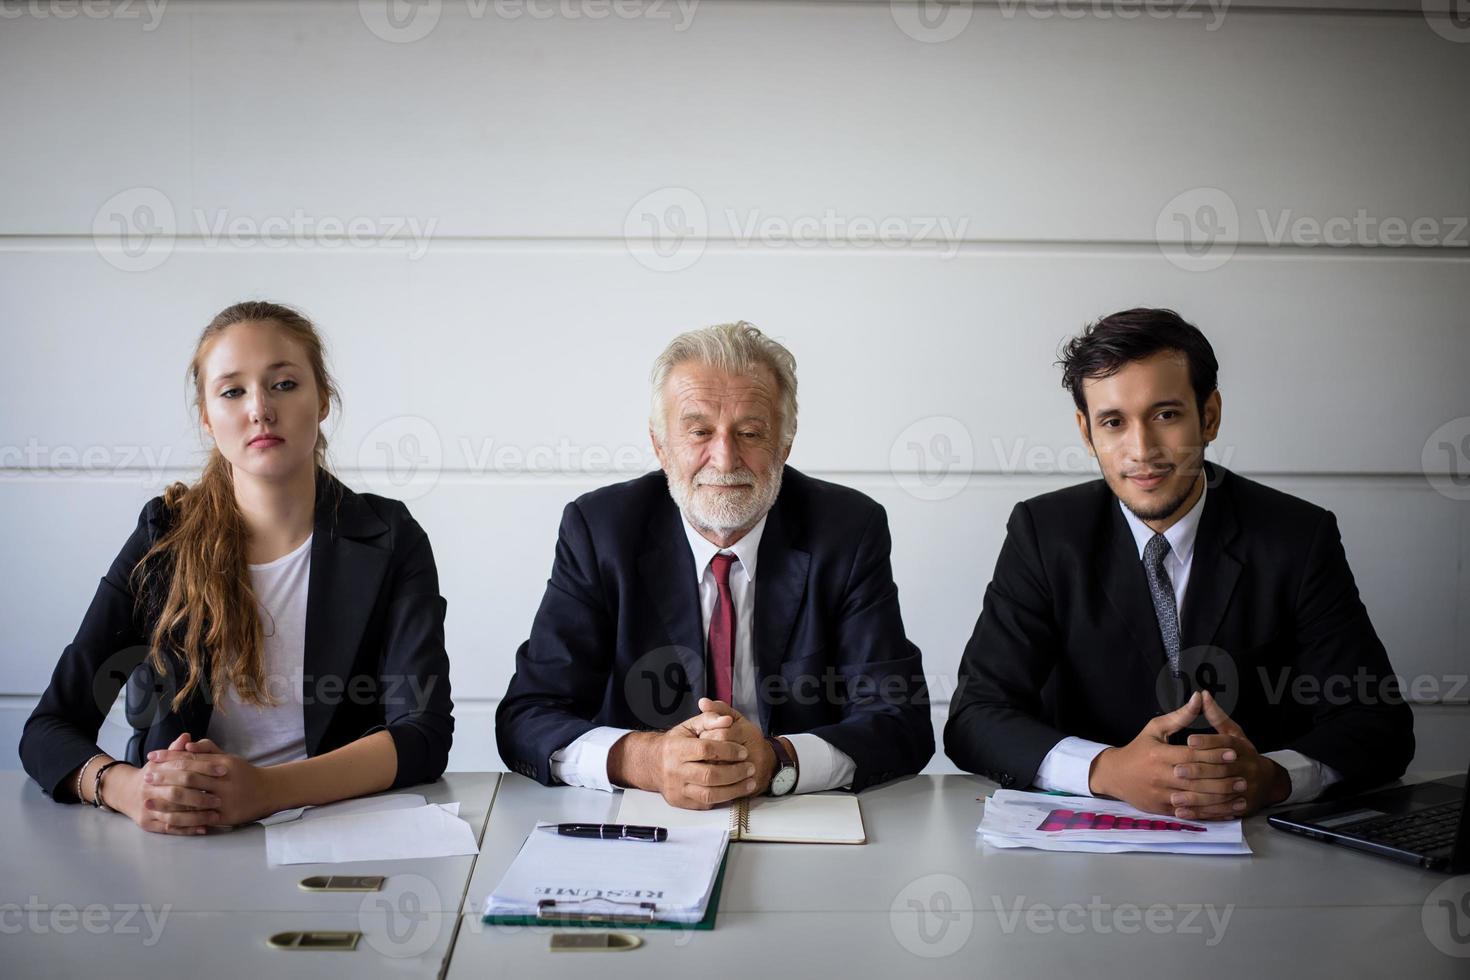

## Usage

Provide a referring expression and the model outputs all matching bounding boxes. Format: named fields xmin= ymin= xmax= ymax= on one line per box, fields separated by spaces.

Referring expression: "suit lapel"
xmin=1181 ymin=464 xmax=1243 ymax=651
xmin=753 ymin=493 xmax=810 ymax=731
xmin=302 ymin=476 xmax=391 ymax=757
xmin=638 ymin=502 xmax=706 ymax=701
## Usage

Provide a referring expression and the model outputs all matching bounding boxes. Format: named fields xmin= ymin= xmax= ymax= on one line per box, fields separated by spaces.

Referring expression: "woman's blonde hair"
xmin=133 ymin=301 xmax=340 ymax=712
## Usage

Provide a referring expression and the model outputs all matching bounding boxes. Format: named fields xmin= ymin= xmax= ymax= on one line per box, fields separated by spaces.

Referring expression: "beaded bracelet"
xmin=74 ymin=752 xmax=107 ymax=804
xmin=92 ymin=760 xmax=125 ymax=811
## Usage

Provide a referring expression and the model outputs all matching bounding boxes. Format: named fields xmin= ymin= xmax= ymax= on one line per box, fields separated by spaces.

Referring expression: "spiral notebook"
xmin=616 ymin=789 xmax=867 ymax=844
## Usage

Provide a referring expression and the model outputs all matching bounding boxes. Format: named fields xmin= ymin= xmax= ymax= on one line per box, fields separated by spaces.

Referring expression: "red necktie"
xmin=707 ymin=553 xmax=736 ymax=705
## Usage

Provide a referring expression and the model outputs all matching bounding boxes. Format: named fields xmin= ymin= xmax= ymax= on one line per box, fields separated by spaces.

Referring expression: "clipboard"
xmin=481 ymin=851 xmax=729 ymax=931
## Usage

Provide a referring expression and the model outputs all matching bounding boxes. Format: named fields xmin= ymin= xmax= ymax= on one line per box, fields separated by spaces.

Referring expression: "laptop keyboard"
xmin=1351 ymin=802 xmax=1463 ymax=852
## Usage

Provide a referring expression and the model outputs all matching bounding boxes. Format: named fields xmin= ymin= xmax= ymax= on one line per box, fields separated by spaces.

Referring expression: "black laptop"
xmin=1268 ymin=763 xmax=1469 ymax=872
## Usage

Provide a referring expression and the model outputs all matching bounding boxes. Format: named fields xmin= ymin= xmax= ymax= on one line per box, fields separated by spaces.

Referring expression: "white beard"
xmin=666 ymin=463 xmax=783 ymax=537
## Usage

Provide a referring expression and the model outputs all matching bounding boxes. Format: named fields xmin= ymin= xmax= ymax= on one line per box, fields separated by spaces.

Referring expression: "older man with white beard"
xmin=496 ymin=322 xmax=934 ymax=809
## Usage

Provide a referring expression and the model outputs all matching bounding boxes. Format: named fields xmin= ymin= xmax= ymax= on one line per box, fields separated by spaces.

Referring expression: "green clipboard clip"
xmin=481 ymin=852 xmax=728 ymax=932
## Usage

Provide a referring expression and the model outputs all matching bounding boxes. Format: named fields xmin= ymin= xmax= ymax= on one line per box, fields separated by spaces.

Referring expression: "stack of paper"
xmin=978 ymin=790 xmax=1251 ymax=856
xmin=261 ymin=793 xmax=480 ymax=866
xmin=484 ymin=822 xmax=729 ymax=924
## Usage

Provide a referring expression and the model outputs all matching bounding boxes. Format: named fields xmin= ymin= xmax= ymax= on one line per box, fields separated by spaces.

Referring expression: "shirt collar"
xmin=1119 ymin=477 xmax=1207 ymax=565
xmin=680 ymin=511 xmax=767 ymax=585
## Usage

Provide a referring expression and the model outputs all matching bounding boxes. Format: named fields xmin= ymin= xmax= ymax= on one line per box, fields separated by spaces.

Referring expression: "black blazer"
xmin=944 ymin=463 xmax=1414 ymax=792
xmin=19 ymin=473 xmax=454 ymax=800
xmin=496 ymin=467 xmax=934 ymax=791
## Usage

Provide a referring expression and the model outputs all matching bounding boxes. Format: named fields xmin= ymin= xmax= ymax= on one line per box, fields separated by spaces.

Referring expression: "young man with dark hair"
xmin=944 ymin=308 xmax=1414 ymax=820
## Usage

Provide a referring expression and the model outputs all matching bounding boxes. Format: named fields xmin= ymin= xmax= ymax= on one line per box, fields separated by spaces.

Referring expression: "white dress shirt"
xmin=549 ymin=512 xmax=858 ymax=794
xmin=1033 ymin=481 xmax=1343 ymax=806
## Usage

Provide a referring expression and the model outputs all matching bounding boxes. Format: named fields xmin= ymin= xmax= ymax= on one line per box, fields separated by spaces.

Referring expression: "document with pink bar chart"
xmin=977 ymin=790 xmax=1251 ymax=856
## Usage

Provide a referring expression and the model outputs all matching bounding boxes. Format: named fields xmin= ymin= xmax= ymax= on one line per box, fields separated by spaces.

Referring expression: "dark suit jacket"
xmin=944 ymin=463 xmax=1414 ymax=792
xmin=496 ymin=467 xmax=934 ymax=791
xmin=20 ymin=473 xmax=455 ymax=800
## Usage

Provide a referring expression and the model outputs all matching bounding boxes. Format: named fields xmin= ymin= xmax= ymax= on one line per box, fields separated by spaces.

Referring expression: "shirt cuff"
xmin=784 ymin=733 xmax=857 ymax=793
xmin=548 ymin=726 xmax=633 ymax=793
xmin=1265 ymin=749 xmax=1344 ymax=806
xmin=1033 ymin=737 xmax=1111 ymax=797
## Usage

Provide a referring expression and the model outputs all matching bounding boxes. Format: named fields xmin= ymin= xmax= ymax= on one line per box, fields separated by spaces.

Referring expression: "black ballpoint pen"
xmin=556 ymin=823 xmax=668 ymax=842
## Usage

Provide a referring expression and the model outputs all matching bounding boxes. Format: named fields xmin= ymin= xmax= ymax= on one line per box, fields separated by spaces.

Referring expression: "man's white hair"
xmin=649 ymin=321 xmax=799 ymax=449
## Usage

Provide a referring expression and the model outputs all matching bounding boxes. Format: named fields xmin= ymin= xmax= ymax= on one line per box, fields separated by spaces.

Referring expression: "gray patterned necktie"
xmin=1143 ymin=533 xmax=1181 ymax=677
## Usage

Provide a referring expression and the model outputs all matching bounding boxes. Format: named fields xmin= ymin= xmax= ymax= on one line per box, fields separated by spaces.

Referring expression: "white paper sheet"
xmin=484 ymin=822 xmax=729 ymax=924
xmin=263 ymin=795 xmax=477 ymax=865
xmin=978 ymin=790 xmax=1251 ymax=856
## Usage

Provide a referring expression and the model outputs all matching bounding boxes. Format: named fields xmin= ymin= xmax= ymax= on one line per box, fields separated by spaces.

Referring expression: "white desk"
xmin=446 ymin=774 xmax=1467 ymax=977
xmin=0 ymin=771 xmax=499 ymax=913
xmin=2 ymin=771 xmax=499 ymax=979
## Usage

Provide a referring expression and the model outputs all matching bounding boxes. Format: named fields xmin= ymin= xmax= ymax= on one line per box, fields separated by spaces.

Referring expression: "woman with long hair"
xmin=19 ymin=301 xmax=454 ymax=834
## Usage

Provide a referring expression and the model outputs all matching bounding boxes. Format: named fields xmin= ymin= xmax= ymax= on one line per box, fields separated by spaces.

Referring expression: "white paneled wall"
xmin=2 ymin=1 xmax=1467 ymax=775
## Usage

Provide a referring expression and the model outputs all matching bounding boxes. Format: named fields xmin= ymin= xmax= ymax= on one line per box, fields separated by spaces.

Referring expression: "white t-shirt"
xmin=206 ymin=534 xmax=312 ymax=767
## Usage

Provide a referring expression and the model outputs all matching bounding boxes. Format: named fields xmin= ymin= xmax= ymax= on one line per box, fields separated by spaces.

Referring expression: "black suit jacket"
xmin=496 ymin=467 xmax=934 ymax=791
xmin=944 ymin=463 xmax=1414 ymax=791
xmin=20 ymin=473 xmax=455 ymax=800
